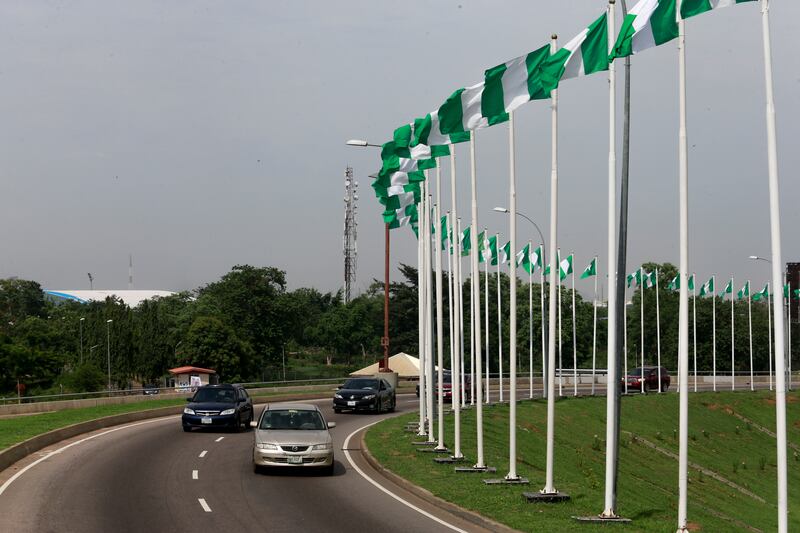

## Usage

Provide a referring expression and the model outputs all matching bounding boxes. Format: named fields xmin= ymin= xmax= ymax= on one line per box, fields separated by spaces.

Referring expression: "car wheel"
xmin=661 ymin=383 xmax=669 ymax=392
xmin=235 ymin=414 xmax=244 ymax=432
xmin=182 ymin=425 xmax=191 ymax=432
xmin=322 ymin=462 xmax=334 ymax=476
xmin=643 ymin=382 xmax=650 ymax=394
xmin=388 ymin=398 xmax=396 ymax=412
xmin=253 ymin=464 xmax=263 ymax=474
xmin=334 ymin=408 xmax=341 ymax=414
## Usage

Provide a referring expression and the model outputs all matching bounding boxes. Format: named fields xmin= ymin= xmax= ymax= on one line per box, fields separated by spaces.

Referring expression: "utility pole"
xmin=343 ymin=167 xmax=358 ymax=304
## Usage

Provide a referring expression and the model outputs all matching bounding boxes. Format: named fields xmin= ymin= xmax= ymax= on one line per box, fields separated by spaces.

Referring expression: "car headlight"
xmin=312 ymin=443 xmax=332 ymax=450
xmin=363 ymin=394 xmax=376 ymax=400
xmin=334 ymin=393 xmax=343 ymax=399
xmin=220 ymin=408 xmax=236 ymax=415
xmin=183 ymin=407 xmax=195 ymax=415
xmin=256 ymin=443 xmax=279 ymax=450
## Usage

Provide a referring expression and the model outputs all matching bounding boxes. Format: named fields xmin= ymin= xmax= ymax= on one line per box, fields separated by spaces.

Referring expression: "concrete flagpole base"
xmin=433 ymin=456 xmax=468 ymax=464
xmin=411 ymin=441 xmax=436 ymax=446
xmin=484 ymin=477 xmax=530 ymax=485
xmin=417 ymin=447 xmax=452 ymax=454
xmin=455 ymin=466 xmax=497 ymax=473
xmin=523 ymin=491 xmax=571 ymax=503
xmin=572 ymin=515 xmax=631 ymax=524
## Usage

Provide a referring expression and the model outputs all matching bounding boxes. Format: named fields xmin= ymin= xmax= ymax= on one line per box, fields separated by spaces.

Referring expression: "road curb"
xmin=359 ymin=430 xmax=520 ymax=533
xmin=0 ymin=391 xmax=329 ymax=475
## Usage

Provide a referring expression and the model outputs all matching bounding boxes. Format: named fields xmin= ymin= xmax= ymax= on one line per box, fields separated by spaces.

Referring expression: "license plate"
xmin=201 ymin=417 xmax=212 ymax=424
xmin=287 ymin=456 xmax=303 ymax=464
xmin=347 ymin=401 xmax=356 ymax=406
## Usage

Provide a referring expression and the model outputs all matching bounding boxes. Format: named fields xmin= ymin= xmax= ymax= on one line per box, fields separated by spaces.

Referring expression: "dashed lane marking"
xmin=198 ymin=498 xmax=212 ymax=512
xmin=199 ymin=450 xmax=208 ymax=458
xmin=215 ymin=437 xmax=224 ymax=442
xmin=192 ymin=470 xmax=198 ymax=480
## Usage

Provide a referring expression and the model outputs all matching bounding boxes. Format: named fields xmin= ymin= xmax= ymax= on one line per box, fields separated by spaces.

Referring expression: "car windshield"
xmin=342 ymin=379 xmax=378 ymax=390
xmin=628 ymin=368 xmax=646 ymax=377
xmin=192 ymin=388 xmax=236 ymax=403
xmin=259 ymin=409 xmax=326 ymax=430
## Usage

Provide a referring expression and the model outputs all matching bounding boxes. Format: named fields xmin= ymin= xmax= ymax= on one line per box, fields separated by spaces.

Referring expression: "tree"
xmin=181 ymin=316 xmax=250 ymax=382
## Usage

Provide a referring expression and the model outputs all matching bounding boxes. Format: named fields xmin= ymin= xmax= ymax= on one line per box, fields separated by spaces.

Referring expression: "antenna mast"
xmin=343 ymin=167 xmax=358 ymax=303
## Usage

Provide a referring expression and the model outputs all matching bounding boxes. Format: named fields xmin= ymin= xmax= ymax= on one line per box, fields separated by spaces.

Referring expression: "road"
xmin=0 ymin=394 xmax=488 ymax=533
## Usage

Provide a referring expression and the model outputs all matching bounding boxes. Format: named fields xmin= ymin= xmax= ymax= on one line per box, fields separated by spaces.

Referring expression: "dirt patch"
xmin=686 ymin=521 xmax=702 ymax=531
xmin=520 ymin=421 xmax=541 ymax=434
xmin=763 ymin=398 xmax=776 ymax=406
xmin=706 ymin=403 xmax=721 ymax=411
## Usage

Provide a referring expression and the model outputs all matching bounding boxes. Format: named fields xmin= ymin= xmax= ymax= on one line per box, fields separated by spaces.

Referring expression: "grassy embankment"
xmin=366 ymin=391 xmax=799 ymax=532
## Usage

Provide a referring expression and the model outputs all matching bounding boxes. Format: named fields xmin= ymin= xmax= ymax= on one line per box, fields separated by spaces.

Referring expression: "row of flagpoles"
xmin=366 ymin=0 xmax=787 ymax=529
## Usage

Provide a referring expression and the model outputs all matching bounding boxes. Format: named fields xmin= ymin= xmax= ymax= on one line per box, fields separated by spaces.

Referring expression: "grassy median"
xmin=365 ymin=391 xmax=799 ymax=532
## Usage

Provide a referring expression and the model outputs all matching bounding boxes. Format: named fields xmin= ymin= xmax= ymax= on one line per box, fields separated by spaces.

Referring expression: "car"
xmin=415 ymin=371 xmax=472 ymax=401
xmin=182 ymin=384 xmax=254 ymax=432
xmin=333 ymin=377 xmax=395 ymax=413
xmin=252 ymin=403 xmax=335 ymax=475
xmin=142 ymin=383 xmax=160 ymax=395
xmin=621 ymin=366 xmax=670 ymax=393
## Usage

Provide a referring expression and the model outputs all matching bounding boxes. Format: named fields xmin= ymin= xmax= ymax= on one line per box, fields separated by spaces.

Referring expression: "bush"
xmin=62 ymin=364 xmax=106 ymax=393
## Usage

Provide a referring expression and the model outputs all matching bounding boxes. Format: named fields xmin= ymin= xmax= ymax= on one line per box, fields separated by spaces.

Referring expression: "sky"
xmin=0 ymin=1 xmax=797 ymax=298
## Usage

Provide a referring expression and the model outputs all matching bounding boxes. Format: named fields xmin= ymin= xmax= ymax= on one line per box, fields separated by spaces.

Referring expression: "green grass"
xmin=365 ymin=391 xmax=799 ymax=532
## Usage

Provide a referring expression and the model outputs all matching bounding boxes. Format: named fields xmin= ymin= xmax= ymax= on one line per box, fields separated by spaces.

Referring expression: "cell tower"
xmin=343 ymin=167 xmax=358 ymax=303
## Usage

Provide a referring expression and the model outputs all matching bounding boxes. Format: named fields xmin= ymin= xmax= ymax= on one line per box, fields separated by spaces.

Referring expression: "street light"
xmin=79 ymin=317 xmax=85 ymax=365
xmin=493 ymin=206 xmax=547 ymax=266
xmin=749 ymin=255 xmax=772 ymax=264
xmin=106 ymin=319 xmax=113 ymax=392
xmin=346 ymin=138 xmax=391 ymax=373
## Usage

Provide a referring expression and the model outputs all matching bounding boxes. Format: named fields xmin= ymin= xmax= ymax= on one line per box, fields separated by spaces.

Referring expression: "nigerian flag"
xmin=406 ymin=113 xmax=471 ymax=159
xmin=689 ymin=274 xmax=695 ymax=291
xmin=559 ymin=254 xmax=573 ymax=281
xmin=460 ymin=227 xmax=471 ymax=257
xmin=627 ymin=270 xmax=642 ymax=288
xmin=643 ymin=270 xmax=656 ymax=288
xmin=667 ymin=274 xmax=679 ymax=291
xmin=580 ymin=257 xmax=597 ymax=279
xmin=752 ymin=283 xmax=770 ymax=302
xmin=681 ymin=0 xmax=756 ymax=19
xmin=517 ymin=243 xmax=531 ymax=273
xmin=530 ymin=245 xmax=544 ymax=272
xmin=439 ymin=45 xmax=551 ymax=134
xmin=540 ymin=12 xmax=609 ymax=93
xmin=611 ymin=0 xmax=678 ymax=59
xmin=475 ymin=230 xmax=486 ymax=258
xmin=720 ymin=278 xmax=733 ymax=297
xmin=784 ymin=284 xmax=791 ymax=299
xmin=794 ymin=289 xmax=800 ymax=299
xmin=481 ymin=234 xmax=498 ymax=264
xmin=699 ymin=276 xmax=715 ymax=297
xmin=498 ymin=241 xmax=511 ymax=265
xmin=737 ymin=280 xmax=750 ymax=300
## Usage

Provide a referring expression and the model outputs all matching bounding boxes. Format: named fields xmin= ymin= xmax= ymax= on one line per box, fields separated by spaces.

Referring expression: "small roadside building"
xmin=168 ymin=366 xmax=217 ymax=390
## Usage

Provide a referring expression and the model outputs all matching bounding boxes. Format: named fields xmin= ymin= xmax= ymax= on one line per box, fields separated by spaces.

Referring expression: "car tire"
xmin=388 ymin=398 xmax=395 ymax=412
xmin=235 ymin=414 xmax=244 ymax=432
xmin=322 ymin=463 xmax=334 ymax=476
xmin=253 ymin=464 xmax=263 ymax=475
xmin=643 ymin=382 xmax=650 ymax=394
xmin=334 ymin=408 xmax=341 ymax=414
xmin=661 ymin=383 xmax=669 ymax=392
xmin=182 ymin=425 xmax=191 ymax=432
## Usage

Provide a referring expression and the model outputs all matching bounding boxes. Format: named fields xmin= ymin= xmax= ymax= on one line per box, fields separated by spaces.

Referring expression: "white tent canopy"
xmin=351 ymin=352 xmax=436 ymax=379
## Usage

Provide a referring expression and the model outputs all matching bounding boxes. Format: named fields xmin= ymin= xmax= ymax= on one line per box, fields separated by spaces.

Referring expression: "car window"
xmin=342 ymin=379 xmax=378 ymax=390
xmin=260 ymin=409 xmax=325 ymax=430
xmin=193 ymin=388 xmax=236 ymax=403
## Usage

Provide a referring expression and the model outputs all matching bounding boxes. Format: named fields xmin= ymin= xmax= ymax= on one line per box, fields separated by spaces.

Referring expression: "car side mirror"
xmin=327 ymin=422 xmax=336 ymax=429
xmin=186 ymin=397 xmax=193 ymax=402
xmin=250 ymin=421 xmax=258 ymax=428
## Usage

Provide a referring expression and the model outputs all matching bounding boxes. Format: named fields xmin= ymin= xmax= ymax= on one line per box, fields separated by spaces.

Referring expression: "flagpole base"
xmin=411 ymin=441 xmax=436 ymax=446
xmin=484 ymin=477 xmax=530 ymax=485
xmin=455 ymin=465 xmax=496 ymax=473
xmin=434 ymin=455 xmax=468 ymax=464
xmin=572 ymin=514 xmax=631 ymax=524
xmin=417 ymin=447 xmax=451 ymax=454
xmin=523 ymin=490 xmax=570 ymax=503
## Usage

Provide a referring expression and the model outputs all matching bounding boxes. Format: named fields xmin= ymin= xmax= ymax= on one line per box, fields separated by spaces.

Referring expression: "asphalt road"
xmin=0 ymin=394 xmax=487 ymax=533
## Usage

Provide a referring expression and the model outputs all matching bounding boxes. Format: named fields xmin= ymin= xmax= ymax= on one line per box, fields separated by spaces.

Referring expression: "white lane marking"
xmin=199 ymin=450 xmax=208 ymax=458
xmin=198 ymin=498 xmax=212 ymax=512
xmin=192 ymin=470 xmax=198 ymax=480
xmin=0 ymin=416 xmax=175 ymax=497
xmin=343 ymin=420 xmax=467 ymax=533
xmin=215 ymin=437 xmax=224 ymax=443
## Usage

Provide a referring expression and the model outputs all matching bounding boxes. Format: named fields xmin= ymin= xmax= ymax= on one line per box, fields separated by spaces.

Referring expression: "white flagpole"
xmin=748 ymin=281 xmax=754 ymax=392
xmin=731 ymin=277 xmax=736 ymax=391
xmin=469 ymin=274 xmax=475 ymax=406
xmin=529 ymin=241 xmax=534 ymax=399
xmin=624 ymin=286 xmax=628 ymax=395
xmin=592 ymin=257 xmax=598 ymax=396
xmin=761 ymin=2 xmax=788 ymax=527
xmin=434 ymin=169 xmax=446 ymax=451
xmin=656 ymin=268 xmax=663 ymax=393
xmin=768 ymin=284 xmax=773 ymax=391
xmin=676 ymin=4 xmax=691 ymax=529
xmin=469 ymin=134 xmax=485 ymax=467
xmin=572 ymin=253 xmax=578 ymax=397
xmin=417 ymin=193 xmax=426 ymax=436
xmin=542 ymin=33 xmax=560 ymax=496
xmin=601 ymin=0 xmax=619 ymax=516
xmin=712 ymin=276 xmax=717 ymax=392
xmin=449 ymin=152 xmax=464 ymax=460
xmin=459 ymin=226 xmax=467 ymax=409
xmin=640 ymin=266 xmax=645 ymax=394
xmin=693 ymin=276 xmax=697 ymax=393
xmin=485 ymin=240 xmax=491 ymax=404
xmin=447 ymin=214 xmax=456 ymax=413
xmin=558 ymin=248 xmax=563 ymax=397
xmin=789 ymin=280 xmax=793 ymax=392
xmin=498 ymin=233 xmax=504 ymax=403
xmin=506 ymin=110 xmax=520 ymax=480
xmin=425 ymin=191 xmax=435 ymax=443
xmin=541 ymin=250 xmax=547 ymax=399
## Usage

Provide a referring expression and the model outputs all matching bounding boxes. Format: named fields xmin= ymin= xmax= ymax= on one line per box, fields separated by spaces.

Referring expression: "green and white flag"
xmin=643 ymin=270 xmax=656 ymax=288
xmin=392 ymin=123 xmax=454 ymax=161
xmin=611 ymin=0 xmax=678 ymax=59
xmin=580 ymin=257 xmax=597 ymax=279
xmin=688 ymin=274 xmax=695 ymax=291
xmin=530 ymin=245 xmax=544 ymax=272
xmin=460 ymin=227 xmax=471 ymax=257
xmin=540 ymin=12 xmax=609 ymax=93
xmin=499 ymin=241 xmax=511 ymax=265
xmin=794 ymin=289 xmax=800 ymax=299
xmin=559 ymin=254 xmax=573 ymax=281
xmin=407 ymin=113 xmax=471 ymax=158
xmin=481 ymin=234 xmax=498 ymax=264
xmin=752 ymin=283 xmax=769 ymax=302
xmin=720 ymin=278 xmax=733 ymax=297
xmin=474 ymin=230 xmax=486 ymax=258
xmin=667 ymin=274 xmax=679 ymax=291
xmin=784 ymin=284 xmax=791 ymax=299
xmin=737 ymin=280 xmax=750 ymax=300
xmin=681 ymin=0 xmax=756 ymax=20
xmin=699 ymin=276 xmax=715 ymax=297
xmin=439 ymin=45 xmax=551 ymax=134
xmin=518 ymin=243 xmax=531 ymax=273
xmin=627 ymin=270 xmax=642 ymax=288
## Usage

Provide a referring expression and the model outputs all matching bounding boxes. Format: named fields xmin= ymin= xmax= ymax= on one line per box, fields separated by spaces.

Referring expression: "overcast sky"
xmin=0 ymin=1 xmax=797 ymax=298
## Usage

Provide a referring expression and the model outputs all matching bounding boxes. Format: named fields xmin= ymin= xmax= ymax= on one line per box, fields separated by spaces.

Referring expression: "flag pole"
xmin=748 ymin=281 xmax=753 ymax=392
xmin=529 ymin=241 xmax=534 ymax=399
xmin=449 ymin=153 xmax=464 ymax=459
xmin=656 ymin=268 xmax=663 ymax=393
xmin=469 ymin=270 xmax=475 ymax=406
xmin=768 ymin=284 xmax=773 ymax=391
xmin=541 ymin=249 xmax=547 ymax=399
xmin=541 ymin=33 xmax=563 ymax=497
xmin=788 ymin=280 xmax=792 ymax=392
xmin=601 ymin=0 xmax=620 ymax=517
xmin=731 ymin=277 xmax=736 ymax=391
xmin=572 ymin=253 xmax=578 ymax=397
xmin=712 ymin=276 xmax=717 ymax=392
xmin=425 ymin=190 xmax=435 ymax=443
xmin=497 ymin=233 xmax=504 ymax=403
xmin=446 ymin=213 xmax=458 ymax=417
xmin=417 ymin=190 xmax=426 ymax=436
xmin=458 ymin=219 xmax=466 ymax=407
xmin=485 ymin=232 xmax=491 ymax=404
xmin=434 ymin=169 xmax=446 ymax=451
xmin=676 ymin=3 xmax=691 ymax=529
xmin=693 ymin=276 xmax=697 ymax=393
xmin=558 ymin=247 xmax=563 ymax=397
xmin=468 ymin=133 xmax=486 ymax=467
xmin=761 ymin=2 xmax=789 ymax=526
xmin=640 ymin=266 xmax=645 ymax=394
xmin=624 ymin=285 xmax=628 ymax=395
xmin=592 ymin=256 xmax=598 ymax=396
xmin=505 ymin=110 xmax=520 ymax=481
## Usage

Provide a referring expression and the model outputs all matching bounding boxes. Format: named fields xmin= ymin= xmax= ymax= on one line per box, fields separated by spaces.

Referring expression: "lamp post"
xmin=106 ymin=319 xmax=113 ymax=392
xmin=493 ymin=207 xmax=546 ymax=267
xmin=347 ymin=138 xmax=391 ymax=372
xmin=79 ymin=317 xmax=85 ymax=365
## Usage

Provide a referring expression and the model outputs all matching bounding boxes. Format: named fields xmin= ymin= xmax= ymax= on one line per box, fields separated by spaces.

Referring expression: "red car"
xmin=416 ymin=371 xmax=472 ymax=401
xmin=621 ymin=366 xmax=670 ymax=393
